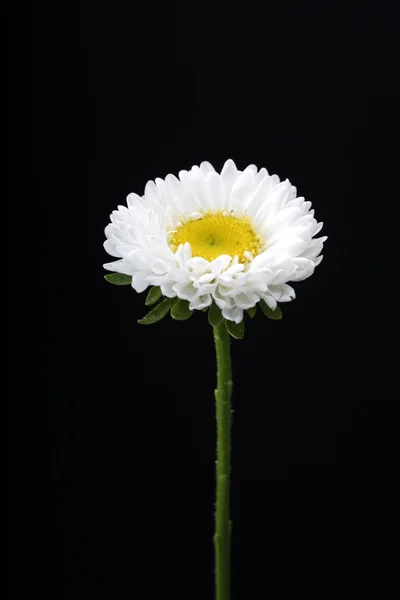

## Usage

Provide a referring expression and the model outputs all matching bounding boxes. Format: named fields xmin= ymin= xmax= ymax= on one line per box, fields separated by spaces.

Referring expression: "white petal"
xmin=255 ymin=167 xmax=269 ymax=183
xmin=103 ymin=238 xmax=121 ymax=258
xmin=160 ymin=280 xmax=177 ymax=297
xmin=312 ymin=221 xmax=324 ymax=235
xmin=260 ymin=294 xmax=277 ymax=311
xmin=213 ymin=294 xmax=231 ymax=310
xmin=175 ymin=243 xmax=192 ymax=267
xmin=173 ymin=281 xmax=197 ymax=300
xmin=191 ymin=174 xmax=213 ymax=212
xmin=132 ymin=271 xmax=151 ymax=293
xmin=165 ymin=174 xmax=185 ymax=214
xmin=195 ymin=272 xmax=218 ymax=285
xmin=208 ymin=172 xmax=226 ymax=211
xmin=186 ymin=257 xmax=210 ymax=273
xmin=220 ymin=158 xmax=238 ymax=179
xmin=200 ymin=161 xmax=215 ymax=176
xmin=232 ymin=292 xmax=258 ymax=309
xmin=230 ymin=167 xmax=256 ymax=208
xmin=210 ymin=255 xmax=232 ymax=273
xmin=300 ymin=236 xmax=327 ymax=260
xmin=189 ymin=294 xmax=212 ymax=310
xmin=313 ymin=255 xmax=324 ymax=267
xmin=269 ymin=284 xmax=296 ymax=302
xmin=104 ymin=260 xmax=121 ymax=272
xmin=222 ymin=305 xmax=244 ymax=323
xmin=220 ymin=159 xmax=239 ymax=199
xmin=126 ymin=193 xmax=143 ymax=208
xmin=144 ymin=180 xmax=158 ymax=200
xmin=195 ymin=282 xmax=218 ymax=296
xmin=245 ymin=176 xmax=272 ymax=219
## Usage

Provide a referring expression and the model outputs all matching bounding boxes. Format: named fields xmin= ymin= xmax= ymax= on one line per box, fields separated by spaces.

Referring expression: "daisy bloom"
xmin=104 ymin=160 xmax=327 ymax=323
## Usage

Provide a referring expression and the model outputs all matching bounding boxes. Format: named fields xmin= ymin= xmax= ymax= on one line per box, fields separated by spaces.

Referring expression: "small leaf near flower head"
xmin=247 ymin=306 xmax=257 ymax=319
xmin=137 ymin=298 xmax=172 ymax=325
xmin=225 ymin=319 xmax=245 ymax=340
xmin=208 ymin=302 xmax=223 ymax=327
xmin=104 ymin=273 xmax=132 ymax=285
xmin=145 ymin=286 xmax=162 ymax=306
xmin=170 ymin=298 xmax=193 ymax=321
xmin=260 ymin=300 xmax=282 ymax=320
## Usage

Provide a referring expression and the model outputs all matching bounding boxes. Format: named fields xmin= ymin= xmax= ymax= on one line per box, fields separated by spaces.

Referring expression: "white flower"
xmin=104 ymin=160 xmax=327 ymax=323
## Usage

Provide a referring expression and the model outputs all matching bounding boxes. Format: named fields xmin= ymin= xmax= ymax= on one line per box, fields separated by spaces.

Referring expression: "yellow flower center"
xmin=169 ymin=211 xmax=262 ymax=263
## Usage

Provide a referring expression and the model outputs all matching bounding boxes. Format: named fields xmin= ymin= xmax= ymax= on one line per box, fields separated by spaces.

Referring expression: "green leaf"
xmin=104 ymin=273 xmax=132 ymax=286
xmin=260 ymin=300 xmax=282 ymax=320
xmin=137 ymin=298 xmax=172 ymax=325
xmin=225 ymin=319 xmax=245 ymax=340
xmin=145 ymin=286 xmax=162 ymax=306
xmin=170 ymin=298 xmax=193 ymax=321
xmin=247 ymin=306 xmax=257 ymax=319
xmin=208 ymin=302 xmax=223 ymax=327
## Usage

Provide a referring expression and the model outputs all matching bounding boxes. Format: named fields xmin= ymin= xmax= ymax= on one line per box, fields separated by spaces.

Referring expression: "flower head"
xmin=104 ymin=160 xmax=326 ymax=323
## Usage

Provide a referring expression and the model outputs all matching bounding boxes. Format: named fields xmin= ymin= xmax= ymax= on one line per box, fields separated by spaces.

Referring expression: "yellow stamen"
xmin=169 ymin=211 xmax=262 ymax=263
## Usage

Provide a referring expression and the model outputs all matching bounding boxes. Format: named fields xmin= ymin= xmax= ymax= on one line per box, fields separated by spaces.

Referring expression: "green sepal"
xmin=208 ymin=302 xmax=224 ymax=327
xmin=170 ymin=298 xmax=193 ymax=321
xmin=260 ymin=300 xmax=282 ymax=320
xmin=225 ymin=319 xmax=245 ymax=340
xmin=247 ymin=306 xmax=257 ymax=319
xmin=137 ymin=298 xmax=173 ymax=325
xmin=104 ymin=273 xmax=132 ymax=286
xmin=145 ymin=286 xmax=163 ymax=306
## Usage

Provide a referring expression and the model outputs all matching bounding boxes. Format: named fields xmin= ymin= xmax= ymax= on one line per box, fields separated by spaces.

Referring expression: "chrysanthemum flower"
xmin=104 ymin=160 xmax=327 ymax=323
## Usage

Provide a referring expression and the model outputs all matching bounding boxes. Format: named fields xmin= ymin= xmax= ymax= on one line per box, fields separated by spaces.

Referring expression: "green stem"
xmin=213 ymin=323 xmax=233 ymax=600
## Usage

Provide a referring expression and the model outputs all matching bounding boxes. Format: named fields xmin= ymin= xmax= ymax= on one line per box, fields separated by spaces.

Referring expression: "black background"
xmin=31 ymin=1 xmax=399 ymax=598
